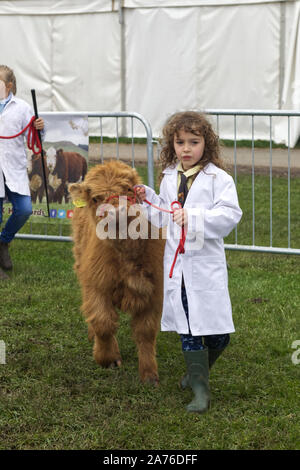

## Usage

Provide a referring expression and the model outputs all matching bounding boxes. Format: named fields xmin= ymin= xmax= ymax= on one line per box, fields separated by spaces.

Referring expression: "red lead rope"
xmin=0 ymin=116 xmax=42 ymax=155
xmin=142 ymin=198 xmax=186 ymax=278
xmin=106 ymin=188 xmax=186 ymax=278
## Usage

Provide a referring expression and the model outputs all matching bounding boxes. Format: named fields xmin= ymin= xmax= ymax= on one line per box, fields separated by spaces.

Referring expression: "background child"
xmin=136 ymin=111 xmax=242 ymax=413
xmin=0 ymin=65 xmax=44 ymax=280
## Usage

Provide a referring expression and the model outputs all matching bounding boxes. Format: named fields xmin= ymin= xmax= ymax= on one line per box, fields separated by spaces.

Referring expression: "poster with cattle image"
xmin=26 ymin=114 xmax=88 ymax=223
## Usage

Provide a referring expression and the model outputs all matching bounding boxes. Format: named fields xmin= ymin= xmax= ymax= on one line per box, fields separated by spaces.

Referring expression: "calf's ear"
xmin=68 ymin=182 xmax=90 ymax=207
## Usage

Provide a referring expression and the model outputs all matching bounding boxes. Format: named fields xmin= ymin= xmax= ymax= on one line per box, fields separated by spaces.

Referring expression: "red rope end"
xmin=0 ymin=116 xmax=42 ymax=155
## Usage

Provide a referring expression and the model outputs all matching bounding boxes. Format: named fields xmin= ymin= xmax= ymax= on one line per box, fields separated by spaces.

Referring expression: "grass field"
xmin=0 ymin=166 xmax=299 ymax=450
xmin=89 ymin=136 xmax=300 ymax=149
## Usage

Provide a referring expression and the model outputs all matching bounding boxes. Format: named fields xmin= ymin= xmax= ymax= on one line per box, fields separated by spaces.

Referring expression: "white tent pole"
xmin=119 ymin=0 xmax=127 ymax=136
xmin=50 ymin=16 xmax=55 ymax=111
xmin=279 ymin=0 xmax=286 ymax=109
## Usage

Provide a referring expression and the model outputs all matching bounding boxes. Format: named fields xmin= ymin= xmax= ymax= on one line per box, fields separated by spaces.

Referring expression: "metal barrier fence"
xmin=205 ymin=109 xmax=300 ymax=255
xmin=13 ymin=109 xmax=300 ymax=255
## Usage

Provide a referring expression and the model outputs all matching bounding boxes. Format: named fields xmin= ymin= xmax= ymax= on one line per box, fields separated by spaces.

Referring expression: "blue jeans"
xmin=180 ymin=282 xmax=230 ymax=351
xmin=0 ymin=185 xmax=32 ymax=243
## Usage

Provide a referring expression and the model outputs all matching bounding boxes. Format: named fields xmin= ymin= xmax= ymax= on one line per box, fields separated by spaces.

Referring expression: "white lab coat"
xmin=142 ymin=162 xmax=242 ymax=336
xmin=0 ymin=95 xmax=36 ymax=197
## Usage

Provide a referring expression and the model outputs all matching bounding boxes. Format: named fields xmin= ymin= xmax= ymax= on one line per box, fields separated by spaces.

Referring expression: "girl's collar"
xmin=0 ymin=92 xmax=12 ymax=105
xmin=176 ymin=161 xmax=203 ymax=177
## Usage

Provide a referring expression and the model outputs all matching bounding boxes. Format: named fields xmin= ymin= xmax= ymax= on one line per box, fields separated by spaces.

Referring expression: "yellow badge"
xmin=73 ymin=198 xmax=87 ymax=208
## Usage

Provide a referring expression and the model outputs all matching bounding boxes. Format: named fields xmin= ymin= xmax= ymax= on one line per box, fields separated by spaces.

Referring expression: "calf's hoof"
xmin=108 ymin=359 xmax=122 ymax=369
xmin=141 ymin=373 xmax=159 ymax=387
xmin=95 ymin=356 xmax=122 ymax=369
xmin=93 ymin=348 xmax=122 ymax=369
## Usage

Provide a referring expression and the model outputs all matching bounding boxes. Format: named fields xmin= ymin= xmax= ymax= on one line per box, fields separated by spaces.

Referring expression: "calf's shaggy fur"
xmin=69 ymin=161 xmax=164 ymax=385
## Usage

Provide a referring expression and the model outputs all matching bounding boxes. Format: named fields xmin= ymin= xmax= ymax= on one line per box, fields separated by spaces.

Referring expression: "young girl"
xmin=0 ymin=65 xmax=45 ymax=279
xmin=136 ymin=111 xmax=242 ymax=413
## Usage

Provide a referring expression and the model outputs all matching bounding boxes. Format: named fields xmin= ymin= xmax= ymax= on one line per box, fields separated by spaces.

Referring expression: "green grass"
xmin=89 ymin=136 xmax=300 ymax=149
xmin=220 ymin=139 xmax=288 ymax=149
xmin=89 ymin=136 xmax=149 ymax=145
xmin=0 ymin=166 xmax=299 ymax=450
xmin=0 ymin=244 xmax=299 ymax=450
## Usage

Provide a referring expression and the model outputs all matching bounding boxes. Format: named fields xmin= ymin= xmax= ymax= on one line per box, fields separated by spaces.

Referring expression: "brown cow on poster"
xmin=47 ymin=148 xmax=87 ymax=204
xmin=28 ymin=152 xmax=52 ymax=203
xmin=69 ymin=161 xmax=165 ymax=385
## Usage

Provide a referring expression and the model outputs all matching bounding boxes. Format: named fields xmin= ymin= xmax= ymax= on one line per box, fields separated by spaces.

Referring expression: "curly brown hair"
xmin=159 ymin=111 xmax=225 ymax=173
xmin=0 ymin=65 xmax=17 ymax=95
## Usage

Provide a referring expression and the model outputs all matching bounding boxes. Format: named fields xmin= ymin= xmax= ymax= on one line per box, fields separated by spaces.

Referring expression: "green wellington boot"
xmin=183 ymin=348 xmax=210 ymax=413
xmin=180 ymin=346 xmax=227 ymax=389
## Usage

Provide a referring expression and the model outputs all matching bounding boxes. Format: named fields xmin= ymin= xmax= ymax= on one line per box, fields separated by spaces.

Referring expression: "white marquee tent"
xmin=0 ymin=0 xmax=299 ymax=144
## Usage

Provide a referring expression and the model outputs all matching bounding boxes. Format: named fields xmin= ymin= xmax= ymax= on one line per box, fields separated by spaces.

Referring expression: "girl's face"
xmin=174 ymin=129 xmax=205 ymax=170
xmin=0 ymin=75 xmax=12 ymax=100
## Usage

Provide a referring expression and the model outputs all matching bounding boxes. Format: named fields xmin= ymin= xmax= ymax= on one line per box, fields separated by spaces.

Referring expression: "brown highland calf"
xmin=69 ymin=161 xmax=165 ymax=385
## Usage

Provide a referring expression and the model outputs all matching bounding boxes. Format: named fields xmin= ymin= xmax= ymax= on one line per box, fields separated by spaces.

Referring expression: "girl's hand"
xmin=134 ymin=185 xmax=146 ymax=202
xmin=172 ymin=208 xmax=188 ymax=227
xmin=34 ymin=117 xmax=44 ymax=130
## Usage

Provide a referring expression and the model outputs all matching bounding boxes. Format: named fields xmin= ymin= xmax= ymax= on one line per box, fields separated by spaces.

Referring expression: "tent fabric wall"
xmin=125 ymin=3 xmax=281 ymax=140
xmin=125 ymin=7 xmax=199 ymax=137
xmin=123 ymin=0 xmax=287 ymax=7
xmin=0 ymin=0 xmax=115 ymax=15
xmin=0 ymin=0 xmax=299 ymax=144
xmin=274 ymin=0 xmax=300 ymax=146
xmin=0 ymin=2 xmax=121 ymax=135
